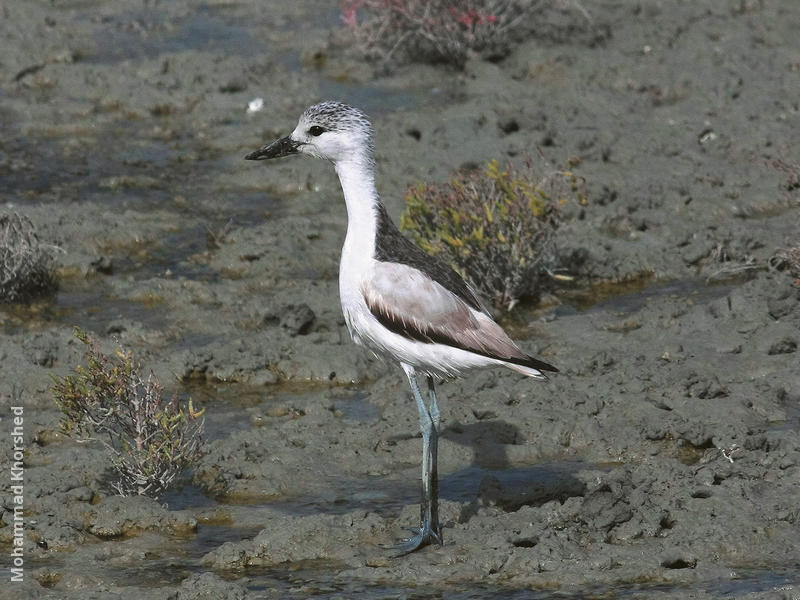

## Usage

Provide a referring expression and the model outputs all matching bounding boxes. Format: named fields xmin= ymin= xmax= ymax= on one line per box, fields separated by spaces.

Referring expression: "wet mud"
xmin=1 ymin=1 xmax=799 ymax=598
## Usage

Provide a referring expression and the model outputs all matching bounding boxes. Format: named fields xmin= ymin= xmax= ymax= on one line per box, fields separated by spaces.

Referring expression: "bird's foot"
xmin=388 ymin=521 xmax=443 ymax=557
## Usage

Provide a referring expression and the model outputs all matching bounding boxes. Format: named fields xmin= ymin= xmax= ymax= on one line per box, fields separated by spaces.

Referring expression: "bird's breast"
xmin=338 ymin=241 xmax=374 ymax=341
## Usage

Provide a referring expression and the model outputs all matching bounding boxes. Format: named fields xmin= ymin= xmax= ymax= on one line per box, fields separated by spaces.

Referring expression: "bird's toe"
xmin=386 ymin=522 xmax=443 ymax=557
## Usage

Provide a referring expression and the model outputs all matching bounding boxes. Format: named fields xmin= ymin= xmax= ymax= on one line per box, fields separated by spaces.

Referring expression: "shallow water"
xmin=550 ymin=277 xmax=736 ymax=318
xmin=122 ymin=381 xmax=800 ymax=598
xmin=250 ymin=460 xmax=589 ymax=519
xmin=30 ymin=531 xmax=798 ymax=599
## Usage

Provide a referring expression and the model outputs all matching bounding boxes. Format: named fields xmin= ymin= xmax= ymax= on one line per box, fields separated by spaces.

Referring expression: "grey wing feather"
xmin=363 ymin=262 xmax=558 ymax=372
xmin=373 ymin=204 xmax=491 ymax=315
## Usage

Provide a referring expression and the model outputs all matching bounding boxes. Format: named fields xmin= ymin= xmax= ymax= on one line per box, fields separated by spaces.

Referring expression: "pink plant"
xmin=341 ymin=1 xmax=360 ymax=27
xmin=450 ymin=7 xmax=498 ymax=27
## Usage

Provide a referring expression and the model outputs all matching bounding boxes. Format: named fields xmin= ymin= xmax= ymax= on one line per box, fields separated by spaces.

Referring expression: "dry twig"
xmin=770 ymin=243 xmax=800 ymax=280
xmin=0 ymin=212 xmax=57 ymax=302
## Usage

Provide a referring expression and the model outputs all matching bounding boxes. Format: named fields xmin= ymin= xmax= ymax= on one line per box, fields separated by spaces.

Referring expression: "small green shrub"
xmin=0 ymin=212 xmax=57 ymax=303
xmin=402 ymin=158 xmax=585 ymax=310
xmin=52 ymin=328 xmax=204 ymax=498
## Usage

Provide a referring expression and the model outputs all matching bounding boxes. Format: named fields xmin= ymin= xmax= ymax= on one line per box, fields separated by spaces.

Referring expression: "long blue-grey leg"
xmin=392 ymin=365 xmax=443 ymax=556
xmin=425 ymin=374 xmax=441 ymax=543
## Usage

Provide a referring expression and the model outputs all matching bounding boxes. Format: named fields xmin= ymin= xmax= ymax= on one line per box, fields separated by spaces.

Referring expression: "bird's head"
xmin=245 ymin=101 xmax=374 ymax=165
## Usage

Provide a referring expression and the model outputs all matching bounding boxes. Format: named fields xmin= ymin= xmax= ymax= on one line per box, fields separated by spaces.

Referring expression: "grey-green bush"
xmin=52 ymin=329 xmax=205 ymax=498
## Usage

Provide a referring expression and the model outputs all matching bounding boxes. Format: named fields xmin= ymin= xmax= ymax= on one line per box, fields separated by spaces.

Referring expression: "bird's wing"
xmin=372 ymin=203 xmax=491 ymax=315
xmin=362 ymin=261 xmax=557 ymax=372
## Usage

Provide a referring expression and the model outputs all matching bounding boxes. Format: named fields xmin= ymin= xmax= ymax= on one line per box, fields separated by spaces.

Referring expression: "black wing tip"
xmin=526 ymin=356 xmax=559 ymax=373
xmin=501 ymin=353 xmax=559 ymax=374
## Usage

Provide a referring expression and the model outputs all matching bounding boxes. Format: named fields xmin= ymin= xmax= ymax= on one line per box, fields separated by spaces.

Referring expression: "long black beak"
xmin=245 ymin=136 xmax=301 ymax=160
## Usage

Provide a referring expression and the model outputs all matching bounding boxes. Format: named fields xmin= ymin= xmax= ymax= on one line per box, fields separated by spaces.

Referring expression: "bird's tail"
xmin=503 ymin=355 xmax=558 ymax=379
xmin=505 ymin=362 xmax=547 ymax=379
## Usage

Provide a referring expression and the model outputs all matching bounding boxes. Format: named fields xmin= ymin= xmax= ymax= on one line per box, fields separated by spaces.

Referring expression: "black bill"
xmin=244 ymin=136 xmax=301 ymax=160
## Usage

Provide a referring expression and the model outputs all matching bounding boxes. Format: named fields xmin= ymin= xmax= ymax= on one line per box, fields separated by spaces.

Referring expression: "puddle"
xmin=236 ymin=572 xmax=610 ymax=599
xmin=708 ymin=567 xmax=800 ymax=596
xmin=552 ymin=277 xmax=735 ymax=317
xmin=176 ymin=382 xmax=383 ymax=443
xmin=57 ymin=286 xmax=170 ymax=330
xmin=1 ymin=279 xmax=170 ymax=335
xmin=229 ymin=460 xmax=591 ymax=520
xmin=501 ymin=277 xmax=737 ymax=339
xmin=160 ymin=483 xmax=219 ymax=512
xmin=328 ymin=389 xmax=382 ymax=422
xmin=30 ymin=546 xmax=799 ymax=599
xmin=586 ymin=278 xmax=735 ymax=315
xmin=181 ymin=383 xmax=270 ymax=442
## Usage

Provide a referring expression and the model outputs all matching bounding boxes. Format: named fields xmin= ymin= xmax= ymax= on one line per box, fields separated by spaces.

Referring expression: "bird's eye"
xmin=309 ymin=125 xmax=325 ymax=137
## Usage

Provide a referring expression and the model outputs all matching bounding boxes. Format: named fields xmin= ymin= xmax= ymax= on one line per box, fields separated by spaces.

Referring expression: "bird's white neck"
xmin=334 ymin=155 xmax=382 ymax=335
xmin=335 ymin=156 xmax=380 ymax=260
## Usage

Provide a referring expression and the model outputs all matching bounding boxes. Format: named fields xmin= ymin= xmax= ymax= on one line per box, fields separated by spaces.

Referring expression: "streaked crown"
xmin=300 ymin=101 xmax=373 ymax=137
xmin=290 ymin=101 xmax=375 ymax=164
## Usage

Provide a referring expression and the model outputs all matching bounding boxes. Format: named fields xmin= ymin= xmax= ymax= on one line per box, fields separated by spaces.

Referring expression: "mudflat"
xmin=1 ymin=1 xmax=798 ymax=598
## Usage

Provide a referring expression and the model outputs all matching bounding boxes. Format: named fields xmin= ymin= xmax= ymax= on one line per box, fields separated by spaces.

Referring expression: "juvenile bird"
xmin=246 ymin=101 xmax=557 ymax=554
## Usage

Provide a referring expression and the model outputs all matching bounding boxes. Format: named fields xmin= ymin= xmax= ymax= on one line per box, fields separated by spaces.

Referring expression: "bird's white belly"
xmin=338 ymin=255 xmax=498 ymax=378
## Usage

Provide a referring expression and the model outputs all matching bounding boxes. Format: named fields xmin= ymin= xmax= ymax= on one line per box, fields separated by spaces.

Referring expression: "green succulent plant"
xmin=402 ymin=159 xmax=584 ymax=310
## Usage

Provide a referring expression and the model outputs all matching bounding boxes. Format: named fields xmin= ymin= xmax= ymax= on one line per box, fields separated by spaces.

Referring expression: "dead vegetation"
xmin=0 ymin=211 xmax=57 ymax=303
xmin=770 ymin=243 xmax=800 ymax=280
xmin=704 ymin=239 xmax=762 ymax=283
xmin=338 ymin=0 xmax=587 ymax=69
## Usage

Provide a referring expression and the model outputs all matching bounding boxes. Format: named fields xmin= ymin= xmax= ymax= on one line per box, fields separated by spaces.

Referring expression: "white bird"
xmin=245 ymin=101 xmax=557 ymax=555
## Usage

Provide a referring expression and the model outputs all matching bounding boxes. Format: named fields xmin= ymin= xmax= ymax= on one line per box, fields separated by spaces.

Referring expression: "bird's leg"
xmin=422 ymin=375 xmax=444 ymax=546
xmin=415 ymin=374 xmax=442 ymax=546
xmin=427 ymin=374 xmax=441 ymax=429
xmin=424 ymin=375 xmax=441 ymax=543
xmin=391 ymin=368 xmax=443 ymax=556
